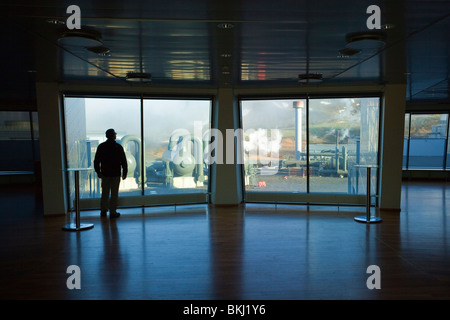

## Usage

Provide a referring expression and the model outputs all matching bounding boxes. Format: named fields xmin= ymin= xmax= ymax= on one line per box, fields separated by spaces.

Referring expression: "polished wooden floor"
xmin=0 ymin=181 xmax=449 ymax=300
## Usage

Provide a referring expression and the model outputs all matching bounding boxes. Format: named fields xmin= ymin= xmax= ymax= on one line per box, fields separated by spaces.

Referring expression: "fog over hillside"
xmin=242 ymin=98 xmax=361 ymax=133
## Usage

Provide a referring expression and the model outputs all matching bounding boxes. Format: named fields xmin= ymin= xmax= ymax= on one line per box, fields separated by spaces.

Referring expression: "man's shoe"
xmin=110 ymin=212 xmax=120 ymax=218
xmin=100 ymin=211 xmax=107 ymax=217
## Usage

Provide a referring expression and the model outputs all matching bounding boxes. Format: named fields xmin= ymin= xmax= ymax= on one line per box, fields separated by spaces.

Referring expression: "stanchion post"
xmin=354 ymin=165 xmax=382 ymax=224
xmin=62 ymin=168 xmax=94 ymax=231
xmin=366 ymin=166 xmax=371 ymax=221
xmin=74 ymin=170 xmax=80 ymax=229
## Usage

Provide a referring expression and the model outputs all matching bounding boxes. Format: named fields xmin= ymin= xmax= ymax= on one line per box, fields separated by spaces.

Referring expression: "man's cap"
xmin=106 ymin=128 xmax=117 ymax=138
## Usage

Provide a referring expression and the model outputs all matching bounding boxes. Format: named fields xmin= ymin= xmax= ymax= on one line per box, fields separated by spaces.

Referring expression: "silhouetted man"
xmin=94 ymin=128 xmax=127 ymax=218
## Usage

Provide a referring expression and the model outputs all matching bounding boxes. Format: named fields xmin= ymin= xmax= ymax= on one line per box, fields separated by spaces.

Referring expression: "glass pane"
xmin=447 ymin=120 xmax=450 ymax=169
xmin=0 ymin=111 xmax=35 ymax=171
xmin=241 ymin=99 xmax=307 ymax=193
xmin=31 ymin=112 xmax=40 ymax=141
xmin=403 ymin=113 xmax=410 ymax=169
xmin=309 ymin=97 xmax=379 ymax=194
xmin=408 ymin=114 xmax=447 ymax=169
xmin=64 ymin=97 xmax=141 ymax=205
xmin=31 ymin=112 xmax=40 ymax=173
xmin=143 ymin=99 xmax=211 ymax=195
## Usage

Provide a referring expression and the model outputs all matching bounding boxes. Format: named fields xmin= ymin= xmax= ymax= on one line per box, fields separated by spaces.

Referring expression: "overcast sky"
xmin=85 ymin=98 xmax=211 ymax=146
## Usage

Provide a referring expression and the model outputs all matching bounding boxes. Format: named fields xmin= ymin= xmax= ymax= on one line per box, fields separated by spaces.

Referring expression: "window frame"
xmin=61 ymin=93 xmax=214 ymax=210
xmin=238 ymin=93 xmax=382 ymax=206
xmin=403 ymin=111 xmax=450 ymax=171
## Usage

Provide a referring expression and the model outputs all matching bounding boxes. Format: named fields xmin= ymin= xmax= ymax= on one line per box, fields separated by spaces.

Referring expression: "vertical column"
xmin=378 ymin=0 xmax=407 ymax=211
xmin=36 ymin=82 xmax=68 ymax=215
xmin=210 ymin=88 xmax=243 ymax=206
xmin=293 ymin=101 xmax=304 ymax=160
xmin=379 ymin=84 xmax=407 ymax=211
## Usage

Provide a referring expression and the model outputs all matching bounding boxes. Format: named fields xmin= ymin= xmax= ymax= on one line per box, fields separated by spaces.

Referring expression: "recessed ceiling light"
xmin=57 ymin=29 xmax=103 ymax=47
xmin=217 ymin=23 xmax=234 ymax=29
xmin=47 ymin=18 xmax=65 ymax=25
xmin=345 ymin=30 xmax=386 ymax=50
xmin=220 ymin=53 xmax=232 ymax=58
xmin=87 ymin=45 xmax=111 ymax=56
xmin=126 ymin=72 xmax=152 ymax=83
xmin=381 ymin=24 xmax=395 ymax=30
xmin=298 ymin=73 xmax=323 ymax=84
xmin=338 ymin=47 xmax=361 ymax=57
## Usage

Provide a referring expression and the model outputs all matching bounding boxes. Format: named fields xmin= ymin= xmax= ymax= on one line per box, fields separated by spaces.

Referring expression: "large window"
xmin=403 ymin=113 xmax=449 ymax=170
xmin=0 ymin=111 xmax=39 ymax=173
xmin=64 ymin=96 xmax=212 ymax=208
xmin=143 ymin=99 xmax=211 ymax=195
xmin=241 ymin=99 xmax=307 ymax=193
xmin=403 ymin=113 xmax=410 ymax=169
xmin=240 ymin=96 xmax=380 ymax=203
xmin=309 ymin=98 xmax=379 ymax=194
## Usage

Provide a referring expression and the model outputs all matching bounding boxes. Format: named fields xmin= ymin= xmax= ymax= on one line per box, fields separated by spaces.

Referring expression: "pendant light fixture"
xmin=57 ymin=28 xmax=103 ymax=48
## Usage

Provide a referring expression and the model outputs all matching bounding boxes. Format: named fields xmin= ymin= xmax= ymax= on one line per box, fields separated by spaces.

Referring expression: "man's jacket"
xmin=94 ymin=139 xmax=128 ymax=178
